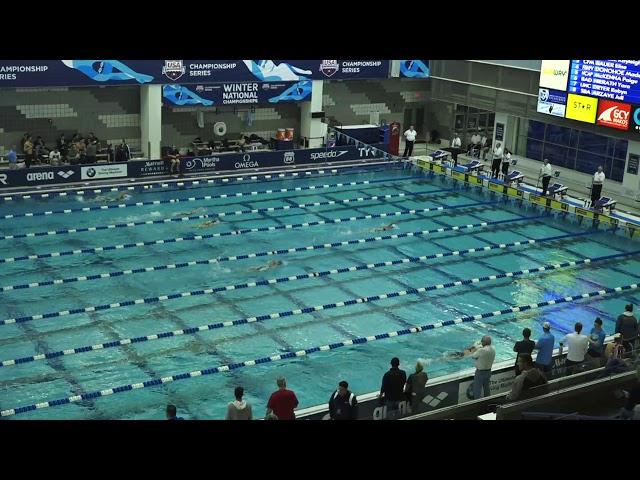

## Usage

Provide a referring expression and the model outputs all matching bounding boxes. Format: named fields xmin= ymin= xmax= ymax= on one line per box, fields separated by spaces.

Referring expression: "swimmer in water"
xmin=173 ymin=207 xmax=206 ymax=217
xmin=95 ymin=191 xmax=131 ymax=203
xmin=195 ymin=218 xmax=221 ymax=228
xmin=249 ymin=259 xmax=283 ymax=272
xmin=373 ymin=222 xmax=397 ymax=232
xmin=443 ymin=343 xmax=479 ymax=360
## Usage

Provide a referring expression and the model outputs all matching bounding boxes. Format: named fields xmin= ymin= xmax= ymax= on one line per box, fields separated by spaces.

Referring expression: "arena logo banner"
xmin=0 ymin=165 xmax=81 ymax=187
xmin=162 ymin=81 xmax=311 ymax=107
xmin=0 ymin=60 xmax=390 ymax=88
xmin=399 ymin=60 xmax=430 ymax=78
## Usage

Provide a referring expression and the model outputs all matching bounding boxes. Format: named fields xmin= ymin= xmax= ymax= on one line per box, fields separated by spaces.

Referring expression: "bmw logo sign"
xmin=86 ymin=168 xmax=96 ymax=178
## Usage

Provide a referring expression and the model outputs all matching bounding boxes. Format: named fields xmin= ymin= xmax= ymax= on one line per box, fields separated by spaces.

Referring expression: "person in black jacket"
xmin=379 ymin=357 xmax=407 ymax=419
xmin=616 ymin=304 xmax=638 ymax=353
xmin=328 ymin=381 xmax=358 ymax=420
xmin=513 ymin=328 xmax=535 ymax=376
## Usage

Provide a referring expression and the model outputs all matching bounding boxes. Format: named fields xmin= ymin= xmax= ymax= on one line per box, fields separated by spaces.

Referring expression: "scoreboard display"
xmin=538 ymin=59 xmax=640 ymax=133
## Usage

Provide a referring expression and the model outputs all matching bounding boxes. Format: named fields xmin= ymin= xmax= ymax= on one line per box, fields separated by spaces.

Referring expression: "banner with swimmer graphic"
xmin=0 ymin=60 xmax=390 ymax=88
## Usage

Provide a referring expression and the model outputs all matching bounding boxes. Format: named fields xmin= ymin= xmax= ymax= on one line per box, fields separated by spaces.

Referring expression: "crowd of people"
xmin=163 ymin=304 xmax=639 ymax=420
xmin=4 ymin=132 xmax=133 ymax=168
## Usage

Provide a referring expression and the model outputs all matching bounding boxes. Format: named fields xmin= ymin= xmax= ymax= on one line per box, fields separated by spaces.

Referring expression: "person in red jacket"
xmin=266 ymin=376 xmax=299 ymax=420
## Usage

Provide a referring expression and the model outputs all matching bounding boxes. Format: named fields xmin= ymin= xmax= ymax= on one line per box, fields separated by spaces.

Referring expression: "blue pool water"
xmin=0 ymin=164 xmax=639 ymax=419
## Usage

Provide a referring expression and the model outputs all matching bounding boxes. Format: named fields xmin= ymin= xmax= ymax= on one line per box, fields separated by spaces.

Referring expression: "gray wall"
xmin=323 ymin=78 xmax=430 ymax=127
xmin=160 ymin=104 xmax=301 ymax=150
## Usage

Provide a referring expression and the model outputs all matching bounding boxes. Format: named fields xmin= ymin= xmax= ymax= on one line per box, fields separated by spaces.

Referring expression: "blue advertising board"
xmin=162 ymin=81 xmax=311 ymax=107
xmin=0 ymin=60 xmax=390 ymax=88
xmin=0 ymin=144 xmax=390 ymax=190
xmin=178 ymin=144 xmax=389 ymax=174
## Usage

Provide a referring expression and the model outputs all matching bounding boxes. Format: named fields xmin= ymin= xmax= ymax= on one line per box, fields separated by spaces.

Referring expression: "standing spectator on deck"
xmin=451 ymin=132 xmax=462 ymax=165
xmin=404 ymin=359 xmax=428 ymax=413
xmin=328 ymin=381 xmax=358 ymax=420
xmin=533 ymin=322 xmax=555 ymax=374
xmin=561 ymin=322 xmax=589 ymax=375
xmin=616 ymin=304 xmax=638 ymax=354
xmin=116 ymin=139 xmax=131 ymax=162
xmin=513 ymin=328 xmax=535 ymax=376
xmin=502 ymin=147 xmax=512 ymax=179
xmin=403 ymin=125 xmax=417 ymax=157
xmin=470 ymin=335 xmax=496 ymax=398
xmin=20 ymin=132 xmax=29 ymax=152
xmin=23 ymin=135 xmax=34 ymax=168
xmin=379 ymin=357 xmax=407 ymax=419
xmin=85 ymin=140 xmax=97 ymax=164
xmin=266 ymin=376 xmax=299 ymax=420
xmin=226 ymin=386 xmax=253 ymax=420
xmin=591 ymin=166 xmax=605 ymax=205
xmin=491 ymin=142 xmax=503 ymax=179
xmin=75 ymin=138 xmax=86 ymax=164
xmin=540 ymin=158 xmax=553 ymax=196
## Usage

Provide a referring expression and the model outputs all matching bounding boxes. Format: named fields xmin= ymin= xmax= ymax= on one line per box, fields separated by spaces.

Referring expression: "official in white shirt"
xmin=501 ymin=148 xmax=512 ymax=178
xmin=560 ymin=322 xmax=590 ymax=375
xmin=591 ymin=166 xmax=605 ymax=204
xmin=403 ymin=125 xmax=417 ymax=157
xmin=491 ymin=142 xmax=503 ymax=178
xmin=451 ymin=133 xmax=462 ymax=165
xmin=539 ymin=158 xmax=553 ymax=196
xmin=470 ymin=335 xmax=496 ymax=399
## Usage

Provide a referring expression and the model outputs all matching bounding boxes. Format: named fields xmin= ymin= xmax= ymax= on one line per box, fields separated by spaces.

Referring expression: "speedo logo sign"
xmin=596 ymin=99 xmax=631 ymax=130
xmin=310 ymin=150 xmax=348 ymax=161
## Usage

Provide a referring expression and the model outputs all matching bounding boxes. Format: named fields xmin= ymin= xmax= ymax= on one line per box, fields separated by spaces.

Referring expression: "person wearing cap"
xmin=404 ymin=359 xmax=429 ymax=413
xmin=470 ymin=335 xmax=496 ymax=399
xmin=586 ymin=317 xmax=606 ymax=364
xmin=533 ymin=322 xmax=555 ymax=374
xmin=328 ymin=381 xmax=358 ymax=420
xmin=615 ymin=304 xmax=638 ymax=354
xmin=379 ymin=357 xmax=407 ymax=419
